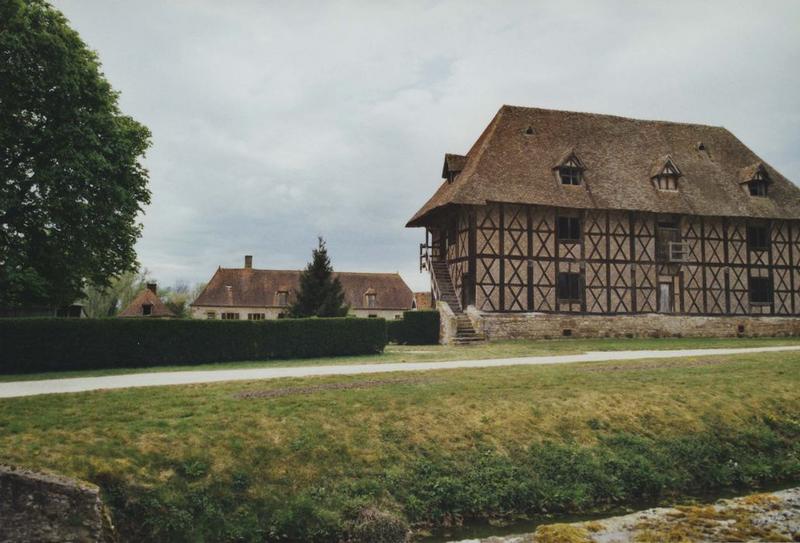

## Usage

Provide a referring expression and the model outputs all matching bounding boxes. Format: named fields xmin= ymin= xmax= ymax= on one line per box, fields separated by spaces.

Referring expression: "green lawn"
xmin=1 ymin=348 xmax=799 ymax=542
xmin=2 ymin=335 xmax=798 ymax=382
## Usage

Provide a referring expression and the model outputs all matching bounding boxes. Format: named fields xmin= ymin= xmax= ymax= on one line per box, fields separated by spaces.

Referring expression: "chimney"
xmin=146 ymin=282 xmax=157 ymax=294
xmin=244 ymin=255 xmax=253 ymax=269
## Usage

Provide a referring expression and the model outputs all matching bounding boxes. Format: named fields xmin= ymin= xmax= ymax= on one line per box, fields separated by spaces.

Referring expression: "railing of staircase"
xmin=419 ymin=243 xmax=442 ymax=305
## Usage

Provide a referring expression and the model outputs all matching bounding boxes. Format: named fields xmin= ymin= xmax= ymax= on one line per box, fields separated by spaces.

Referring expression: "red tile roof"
xmin=118 ymin=288 xmax=176 ymax=318
xmin=192 ymin=268 xmax=413 ymax=310
xmin=413 ymin=292 xmax=433 ymax=309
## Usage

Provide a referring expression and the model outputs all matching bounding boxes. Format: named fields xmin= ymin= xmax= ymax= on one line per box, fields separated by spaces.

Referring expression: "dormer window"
xmin=142 ymin=303 xmax=152 ymax=316
xmin=740 ymin=162 xmax=770 ymax=197
xmin=275 ymin=291 xmax=289 ymax=306
xmin=748 ymin=180 xmax=768 ymax=196
xmin=654 ymin=174 xmax=678 ymax=191
xmin=442 ymin=154 xmax=466 ymax=185
xmin=553 ymin=150 xmax=585 ymax=186
xmin=559 ymin=165 xmax=582 ymax=185
xmin=651 ymin=156 xmax=682 ymax=191
xmin=365 ymin=289 xmax=377 ymax=308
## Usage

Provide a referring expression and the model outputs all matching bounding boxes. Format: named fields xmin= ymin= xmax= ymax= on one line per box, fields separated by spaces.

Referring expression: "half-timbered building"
xmin=407 ymin=106 xmax=800 ymax=340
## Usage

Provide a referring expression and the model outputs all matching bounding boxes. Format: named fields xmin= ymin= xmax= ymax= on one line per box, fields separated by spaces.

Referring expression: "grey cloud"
xmin=53 ymin=0 xmax=800 ymax=291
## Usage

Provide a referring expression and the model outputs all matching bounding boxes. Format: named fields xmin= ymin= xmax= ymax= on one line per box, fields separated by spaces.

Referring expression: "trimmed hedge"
xmin=387 ymin=311 xmax=440 ymax=345
xmin=0 ymin=317 xmax=387 ymax=375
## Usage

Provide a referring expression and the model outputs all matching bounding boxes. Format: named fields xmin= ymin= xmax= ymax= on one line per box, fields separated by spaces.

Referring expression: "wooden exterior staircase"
xmin=428 ymin=258 xmax=485 ymax=345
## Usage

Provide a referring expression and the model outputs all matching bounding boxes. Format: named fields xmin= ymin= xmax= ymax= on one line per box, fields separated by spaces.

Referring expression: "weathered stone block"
xmin=0 ymin=464 xmax=116 ymax=542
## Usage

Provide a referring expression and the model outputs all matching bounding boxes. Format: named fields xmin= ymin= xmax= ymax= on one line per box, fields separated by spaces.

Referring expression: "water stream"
xmin=416 ymin=481 xmax=800 ymax=542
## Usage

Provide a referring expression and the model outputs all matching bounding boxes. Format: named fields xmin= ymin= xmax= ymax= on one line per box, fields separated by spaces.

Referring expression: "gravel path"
xmin=0 ymin=345 xmax=798 ymax=399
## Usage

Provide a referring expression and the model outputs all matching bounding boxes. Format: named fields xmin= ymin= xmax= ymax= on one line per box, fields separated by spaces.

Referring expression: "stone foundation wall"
xmin=474 ymin=312 xmax=800 ymax=341
xmin=438 ymin=301 xmax=459 ymax=344
xmin=0 ymin=464 xmax=116 ymax=542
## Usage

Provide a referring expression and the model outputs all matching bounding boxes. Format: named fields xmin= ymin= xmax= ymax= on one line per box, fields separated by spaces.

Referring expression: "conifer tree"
xmin=289 ymin=237 xmax=349 ymax=317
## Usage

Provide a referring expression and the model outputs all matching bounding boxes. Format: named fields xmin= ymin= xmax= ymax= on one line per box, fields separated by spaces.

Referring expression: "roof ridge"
xmin=219 ymin=267 xmax=299 ymax=273
xmin=465 ymin=106 xmax=505 ymax=156
xmin=445 ymin=106 xmax=507 ymax=204
xmin=500 ymin=104 xmax=726 ymax=130
xmin=220 ymin=268 xmax=401 ymax=276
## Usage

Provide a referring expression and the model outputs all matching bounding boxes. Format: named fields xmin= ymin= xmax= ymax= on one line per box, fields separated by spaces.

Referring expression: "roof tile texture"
xmin=408 ymin=105 xmax=800 ymax=226
xmin=193 ymin=269 xmax=413 ymax=310
xmin=118 ymin=288 xmax=176 ymax=318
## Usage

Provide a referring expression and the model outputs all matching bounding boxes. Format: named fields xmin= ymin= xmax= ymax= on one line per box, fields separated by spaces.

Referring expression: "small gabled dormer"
xmin=650 ymin=155 xmax=682 ymax=191
xmin=740 ymin=162 xmax=770 ymax=197
xmin=442 ymin=154 xmax=467 ymax=184
xmin=275 ymin=289 xmax=289 ymax=307
xmin=553 ymin=149 xmax=585 ymax=186
xmin=364 ymin=288 xmax=377 ymax=309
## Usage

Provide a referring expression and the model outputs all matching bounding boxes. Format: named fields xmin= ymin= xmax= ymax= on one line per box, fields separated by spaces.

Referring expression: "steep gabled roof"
xmin=739 ymin=162 xmax=770 ymax=184
xmin=118 ymin=288 xmax=176 ymax=318
xmin=442 ymin=153 xmax=467 ymax=178
xmin=407 ymin=105 xmax=800 ymax=226
xmin=650 ymin=155 xmax=682 ymax=179
xmin=192 ymin=268 xmax=414 ymax=310
xmin=554 ymin=148 xmax=585 ymax=171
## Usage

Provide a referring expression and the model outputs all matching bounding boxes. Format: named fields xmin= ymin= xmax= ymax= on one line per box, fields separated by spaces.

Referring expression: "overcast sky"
xmin=53 ymin=0 xmax=800 ymax=292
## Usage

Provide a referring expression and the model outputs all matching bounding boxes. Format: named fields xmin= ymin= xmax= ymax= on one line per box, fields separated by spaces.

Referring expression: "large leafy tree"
xmin=290 ymin=237 xmax=349 ymax=318
xmin=0 ymin=0 xmax=151 ymax=308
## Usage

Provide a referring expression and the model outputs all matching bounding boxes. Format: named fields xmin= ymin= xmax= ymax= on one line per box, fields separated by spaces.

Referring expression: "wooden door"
xmin=658 ymin=282 xmax=674 ymax=313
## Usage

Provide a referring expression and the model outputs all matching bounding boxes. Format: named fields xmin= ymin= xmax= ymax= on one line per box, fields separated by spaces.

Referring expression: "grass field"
xmin=2 ymin=335 xmax=799 ymax=382
xmin=1 ymin=346 xmax=799 ymax=542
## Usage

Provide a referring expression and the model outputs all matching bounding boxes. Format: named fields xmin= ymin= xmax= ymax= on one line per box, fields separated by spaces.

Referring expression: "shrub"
xmin=0 ymin=317 xmax=387 ymax=374
xmin=349 ymin=507 xmax=409 ymax=543
xmin=387 ymin=311 xmax=440 ymax=345
xmin=386 ymin=319 xmax=404 ymax=344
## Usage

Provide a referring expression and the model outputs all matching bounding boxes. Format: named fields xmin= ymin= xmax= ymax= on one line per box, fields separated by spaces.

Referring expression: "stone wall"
xmin=473 ymin=311 xmax=800 ymax=341
xmin=438 ymin=301 xmax=459 ymax=344
xmin=0 ymin=464 xmax=116 ymax=542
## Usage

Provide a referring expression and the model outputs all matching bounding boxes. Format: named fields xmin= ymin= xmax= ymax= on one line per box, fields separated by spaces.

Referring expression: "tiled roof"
xmin=117 ymin=288 xmax=176 ymax=318
xmin=408 ymin=105 xmax=800 ymax=226
xmin=192 ymin=268 xmax=413 ymax=310
xmin=413 ymin=292 xmax=432 ymax=309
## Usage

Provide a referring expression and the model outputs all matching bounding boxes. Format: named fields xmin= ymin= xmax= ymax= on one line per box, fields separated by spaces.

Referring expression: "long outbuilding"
xmin=191 ymin=256 xmax=413 ymax=320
